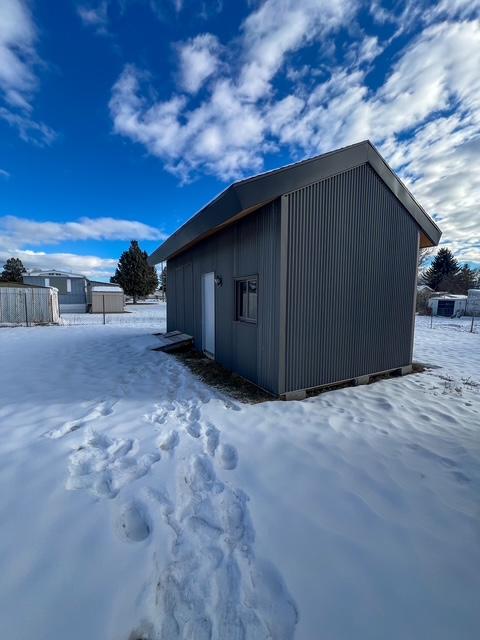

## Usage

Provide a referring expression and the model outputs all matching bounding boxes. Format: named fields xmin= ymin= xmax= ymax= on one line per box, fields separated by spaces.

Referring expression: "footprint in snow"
xmin=44 ymin=401 xmax=115 ymax=439
xmin=115 ymin=500 xmax=151 ymax=543
xmin=157 ymin=430 xmax=179 ymax=452
xmin=131 ymin=450 xmax=298 ymax=640
xmin=66 ymin=429 xmax=160 ymax=499
xmin=203 ymin=424 xmax=220 ymax=457
xmin=217 ymin=444 xmax=238 ymax=470
xmin=128 ymin=621 xmax=155 ymax=640
xmin=185 ymin=421 xmax=202 ymax=438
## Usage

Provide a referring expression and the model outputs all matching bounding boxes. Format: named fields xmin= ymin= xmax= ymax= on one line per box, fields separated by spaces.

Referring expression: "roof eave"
xmin=148 ymin=140 xmax=442 ymax=263
xmin=365 ymin=142 xmax=441 ymax=247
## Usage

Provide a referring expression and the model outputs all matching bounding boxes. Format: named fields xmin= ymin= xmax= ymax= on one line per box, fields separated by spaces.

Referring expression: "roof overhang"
xmin=149 ymin=141 xmax=442 ymax=264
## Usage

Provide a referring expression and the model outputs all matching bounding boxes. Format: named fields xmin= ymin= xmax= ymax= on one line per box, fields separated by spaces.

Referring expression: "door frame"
xmin=202 ymin=272 xmax=215 ymax=358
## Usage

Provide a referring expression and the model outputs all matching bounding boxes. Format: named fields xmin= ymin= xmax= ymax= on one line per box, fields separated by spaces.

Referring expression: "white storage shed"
xmin=428 ymin=295 xmax=467 ymax=317
xmin=0 ymin=282 xmax=60 ymax=325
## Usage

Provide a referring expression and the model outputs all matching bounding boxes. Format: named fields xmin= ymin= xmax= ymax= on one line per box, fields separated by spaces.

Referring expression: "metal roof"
xmin=149 ymin=140 xmax=442 ymax=264
xmin=28 ymin=269 xmax=86 ymax=278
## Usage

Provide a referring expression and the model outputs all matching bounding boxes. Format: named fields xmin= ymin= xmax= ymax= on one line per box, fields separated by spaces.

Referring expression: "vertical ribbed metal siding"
xmin=284 ymin=163 xmax=419 ymax=392
xmin=256 ymin=199 xmax=281 ymax=392
xmin=166 ymin=199 xmax=281 ymax=394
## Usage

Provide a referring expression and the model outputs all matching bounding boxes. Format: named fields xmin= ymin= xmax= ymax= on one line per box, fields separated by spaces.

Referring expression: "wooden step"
xmin=152 ymin=330 xmax=193 ymax=353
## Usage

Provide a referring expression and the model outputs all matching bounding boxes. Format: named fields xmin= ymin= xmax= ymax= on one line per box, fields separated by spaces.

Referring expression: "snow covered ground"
xmin=0 ymin=304 xmax=479 ymax=640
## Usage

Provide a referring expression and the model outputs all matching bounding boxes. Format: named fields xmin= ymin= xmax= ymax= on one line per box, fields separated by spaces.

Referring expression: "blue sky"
xmin=1 ymin=0 xmax=479 ymax=280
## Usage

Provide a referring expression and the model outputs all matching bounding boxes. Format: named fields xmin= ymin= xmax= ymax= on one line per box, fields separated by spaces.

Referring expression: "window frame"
xmin=235 ymin=275 xmax=258 ymax=324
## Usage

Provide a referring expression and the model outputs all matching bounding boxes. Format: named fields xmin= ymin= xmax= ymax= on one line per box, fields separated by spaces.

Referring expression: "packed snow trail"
xmin=62 ymin=339 xmax=298 ymax=639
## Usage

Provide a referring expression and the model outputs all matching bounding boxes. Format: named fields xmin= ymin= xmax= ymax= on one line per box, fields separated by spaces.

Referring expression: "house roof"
xmin=28 ymin=269 xmax=86 ymax=278
xmin=417 ymin=285 xmax=434 ymax=292
xmin=87 ymin=280 xmax=119 ymax=287
xmin=148 ymin=140 xmax=442 ymax=264
xmin=91 ymin=286 xmax=123 ymax=293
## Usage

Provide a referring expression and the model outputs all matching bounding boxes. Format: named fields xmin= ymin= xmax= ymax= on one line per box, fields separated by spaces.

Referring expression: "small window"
xmin=67 ymin=278 xmax=72 ymax=293
xmin=44 ymin=277 xmax=50 ymax=286
xmin=236 ymin=277 xmax=257 ymax=323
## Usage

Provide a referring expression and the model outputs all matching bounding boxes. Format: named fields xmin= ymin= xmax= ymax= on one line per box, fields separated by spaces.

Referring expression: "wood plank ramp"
xmin=152 ymin=330 xmax=193 ymax=352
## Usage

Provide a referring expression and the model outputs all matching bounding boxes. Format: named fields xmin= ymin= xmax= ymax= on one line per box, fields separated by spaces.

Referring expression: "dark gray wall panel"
xmin=256 ymin=198 xmax=281 ymax=391
xmin=284 ymin=164 xmax=419 ymax=392
xmin=167 ymin=199 xmax=281 ymax=393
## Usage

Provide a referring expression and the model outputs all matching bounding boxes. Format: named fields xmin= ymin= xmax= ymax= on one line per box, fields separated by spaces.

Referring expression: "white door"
xmin=202 ymin=272 xmax=215 ymax=357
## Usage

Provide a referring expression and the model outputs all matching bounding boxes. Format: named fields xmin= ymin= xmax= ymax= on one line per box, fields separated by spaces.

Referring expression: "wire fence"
xmin=419 ymin=310 xmax=478 ymax=334
xmin=61 ymin=302 xmax=166 ymax=327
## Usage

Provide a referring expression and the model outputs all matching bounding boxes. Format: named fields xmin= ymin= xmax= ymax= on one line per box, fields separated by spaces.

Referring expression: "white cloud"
xmin=425 ymin=0 xmax=480 ymax=20
xmin=110 ymin=0 xmax=356 ymax=180
xmin=237 ymin=0 xmax=357 ymax=101
xmin=0 ymin=0 xmax=54 ymax=144
xmin=0 ymin=215 xmax=167 ymax=246
xmin=0 ymin=247 xmax=118 ymax=279
xmin=0 ymin=0 xmax=36 ymax=109
xmin=0 ymin=215 xmax=167 ymax=279
xmin=265 ymin=19 xmax=480 ymax=262
xmin=355 ymin=36 xmax=383 ymax=65
xmin=77 ymin=2 xmax=109 ymax=34
xmin=0 ymin=168 xmax=10 ymax=179
xmin=109 ymin=1 xmax=480 ymax=262
xmin=0 ymin=107 xmax=56 ymax=145
xmin=177 ymin=34 xmax=220 ymax=94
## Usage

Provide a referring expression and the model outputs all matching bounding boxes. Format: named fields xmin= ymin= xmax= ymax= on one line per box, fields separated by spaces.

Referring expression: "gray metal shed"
xmin=149 ymin=141 xmax=442 ymax=398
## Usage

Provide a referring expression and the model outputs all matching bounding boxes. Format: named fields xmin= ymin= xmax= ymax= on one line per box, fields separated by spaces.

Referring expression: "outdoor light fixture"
xmin=214 ymin=275 xmax=223 ymax=287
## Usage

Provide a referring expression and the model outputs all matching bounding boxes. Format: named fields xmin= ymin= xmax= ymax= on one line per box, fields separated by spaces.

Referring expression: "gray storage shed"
xmin=149 ymin=141 xmax=441 ymax=398
xmin=90 ymin=286 xmax=125 ymax=313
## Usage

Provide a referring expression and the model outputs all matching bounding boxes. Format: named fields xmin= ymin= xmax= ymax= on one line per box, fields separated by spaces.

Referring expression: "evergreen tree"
xmin=474 ymin=269 xmax=480 ymax=289
xmin=0 ymin=257 xmax=26 ymax=283
xmin=110 ymin=240 xmax=159 ymax=303
xmin=160 ymin=266 xmax=167 ymax=297
xmin=452 ymin=263 xmax=477 ymax=294
xmin=422 ymin=248 xmax=459 ymax=290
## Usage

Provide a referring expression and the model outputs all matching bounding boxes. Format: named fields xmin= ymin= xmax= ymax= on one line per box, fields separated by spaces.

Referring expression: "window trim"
xmin=235 ymin=275 xmax=258 ymax=324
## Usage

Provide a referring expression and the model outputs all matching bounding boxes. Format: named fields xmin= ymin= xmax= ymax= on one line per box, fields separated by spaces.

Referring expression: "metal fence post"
xmin=103 ymin=294 xmax=106 ymax=325
xmin=24 ymin=291 xmax=29 ymax=327
xmin=471 ymin=313 xmax=476 ymax=333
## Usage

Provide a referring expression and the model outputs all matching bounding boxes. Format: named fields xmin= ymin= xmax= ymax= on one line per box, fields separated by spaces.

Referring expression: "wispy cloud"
xmin=0 ymin=0 xmax=55 ymax=144
xmin=0 ymin=169 xmax=10 ymax=179
xmin=77 ymin=1 xmax=109 ymax=34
